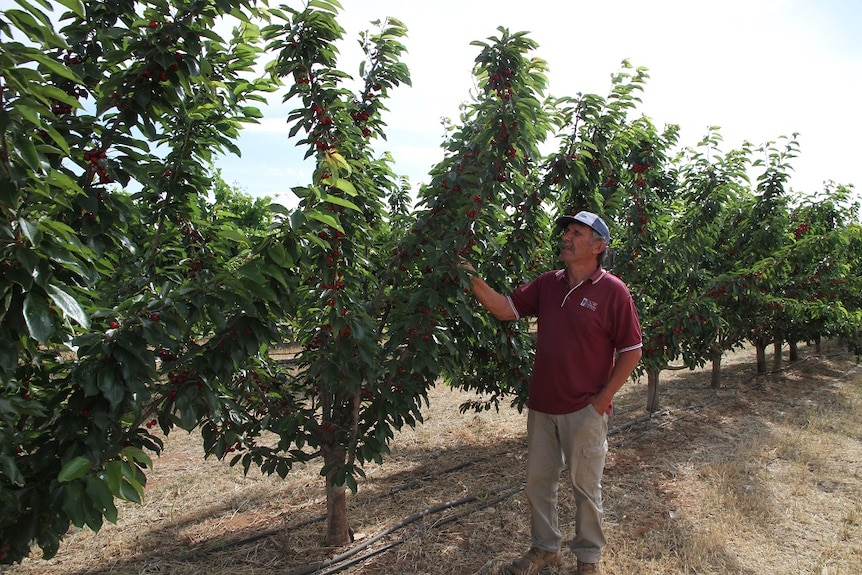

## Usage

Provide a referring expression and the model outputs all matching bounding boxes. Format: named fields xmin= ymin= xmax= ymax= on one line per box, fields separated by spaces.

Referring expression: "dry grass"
xmin=4 ymin=341 xmax=862 ymax=575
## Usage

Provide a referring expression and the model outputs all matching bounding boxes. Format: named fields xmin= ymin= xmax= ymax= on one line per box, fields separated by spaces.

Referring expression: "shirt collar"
xmin=554 ymin=266 xmax=607 ymax=284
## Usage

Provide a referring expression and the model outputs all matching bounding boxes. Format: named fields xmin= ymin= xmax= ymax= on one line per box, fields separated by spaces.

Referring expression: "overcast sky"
xmin=213 ymin=0 xmax=862 ymax=209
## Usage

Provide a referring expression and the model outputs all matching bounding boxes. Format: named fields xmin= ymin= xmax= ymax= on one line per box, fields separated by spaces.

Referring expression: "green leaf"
xmin=308 ymin=0 xmax=342 ymax=13
xmin=345 ymin=472 xmax=357 ymax=493
xmin=97 ymin=366 xmax=124 ymax=407
xmin=267 ymin=241 xmax=293 ymax=267
xmin=104 ymin=460 xmax=122 ymax=495
xmin=46 ymin=283 xmax=90 ymax=328
xmin=58 ymin=456 xmax=91 ymax=482
xmin=23 ymin=291 xmax=55 ymax=344
xmin=0 ymin=454 xmax=26 ymax=486
xmin=322 ymin=176 xmax=358 ymax=197
xmin=14 ymin=134 xmax=42 ymax=172
xmin=306 ymin=210 xmax=343 ymax=232
xmin=268 ymin=203 xmax=292 ymax=216
xmin=241 ymin=105 xmax=263 ymax=118
xmin=18 ymin=218 xmax=42 ymax=246
xmin=53 ymin=0 xmax=86 ymax=18
xmin=31 ymin=51 xmax=82 ymax=83
xmin=12 ymin=98 xmax=44 ymax=128
xmin=122 ymin=446 xmax=153 ymax=470
xmin=61 ymin=481 xmax=88 ymax=528
xmin=3 ymin=8 xmax=65 ymax=48
xmin=322 ymin=194 xmax=361 ymax=212
xmin=86 ymin=476 xmax=118 ymax=523
xmin=45 ymin=168 xmax=80 ymax=192
xmin=117 ymin=470 xmax=143 ymax=504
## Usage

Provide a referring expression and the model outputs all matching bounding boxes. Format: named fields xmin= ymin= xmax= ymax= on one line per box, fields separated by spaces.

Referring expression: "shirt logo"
xmin=580 ymin=297 xmax=598 ymax=311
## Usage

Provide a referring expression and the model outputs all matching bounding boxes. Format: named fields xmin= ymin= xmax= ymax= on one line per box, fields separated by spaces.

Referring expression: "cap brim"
xmin=555 ymin=215 xmax=577 ymax=229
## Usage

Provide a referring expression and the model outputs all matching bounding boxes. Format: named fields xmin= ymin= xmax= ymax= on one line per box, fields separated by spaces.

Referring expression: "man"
xmin=462 ymin=211 xmax=642 ymax=575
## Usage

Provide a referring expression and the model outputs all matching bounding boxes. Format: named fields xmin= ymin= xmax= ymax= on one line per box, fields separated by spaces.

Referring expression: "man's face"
xmin=559 ymin=222 xmax=604 ymax=263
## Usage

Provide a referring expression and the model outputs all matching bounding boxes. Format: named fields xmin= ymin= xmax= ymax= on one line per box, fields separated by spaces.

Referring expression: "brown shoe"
xmin=507 ymin=547 xmax=561 ymax=575
xmin=576 ymin=559 xmax=602 ymax=575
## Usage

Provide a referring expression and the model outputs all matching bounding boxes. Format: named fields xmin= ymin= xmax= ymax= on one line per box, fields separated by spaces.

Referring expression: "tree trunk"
xmin=646 ymin=368 xmax=660 ymax=413
xmin=789 ymin=340 xmax=799 ymax=361
xmin=322 ymin=444 xmax=352 ymax=547
xmin=710 ymin=350 xmax=722 ymax=389
xmin=815 ymin=334 xmax=822 ymax=354
xmin=773 ymin=337 xmax=783 ymax=371
xmin=755 ymin=339 xmax=767 ymax=374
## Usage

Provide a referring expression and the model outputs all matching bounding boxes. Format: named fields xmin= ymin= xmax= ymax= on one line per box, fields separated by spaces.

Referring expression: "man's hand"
xmin=456 ymin=257 xmax=476 ymax=275
xmin=458 ymin=261 xmax=518 ymax=321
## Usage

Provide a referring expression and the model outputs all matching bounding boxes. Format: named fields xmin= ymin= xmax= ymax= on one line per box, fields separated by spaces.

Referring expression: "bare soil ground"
xmin=4 ymin=341 xmax=862 ymax=575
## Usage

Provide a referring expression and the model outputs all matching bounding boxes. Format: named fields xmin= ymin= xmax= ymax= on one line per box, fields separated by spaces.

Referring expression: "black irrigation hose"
xmin=311 ymin=482 xmax=528 ymax=575
xmin=198 ymin=449 xmax=513 ymax=554
xmin=285 ymin=480 xmax=526 ymax=575
xmin=430 ymin=481 xmax=526 ymax=530
xmin=607 ymin=410 xmax=668 ymax=436
xmin=312 ymin=541 xmax=404 ymax=575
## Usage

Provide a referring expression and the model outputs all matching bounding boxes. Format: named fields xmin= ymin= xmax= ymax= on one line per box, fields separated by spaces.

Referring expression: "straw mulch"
xmin=5 ymin=340 xmax=862 ymax=575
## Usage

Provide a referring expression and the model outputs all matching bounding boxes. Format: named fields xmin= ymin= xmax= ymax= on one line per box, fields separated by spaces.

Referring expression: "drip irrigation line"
xmin=198 ymin=449 xmax=513 ymax=554
xmin=429 ymin=481 xmax=526 ymax=530
xmin=310 ymin=482 xmax=527 ymax=575
xmin=285 ymin=480 xmax=525 ymax=575
xmin=311 ymin=540 xmax=404 ymax=575
xmin=608 ymin=410 xmax=668 ymax=436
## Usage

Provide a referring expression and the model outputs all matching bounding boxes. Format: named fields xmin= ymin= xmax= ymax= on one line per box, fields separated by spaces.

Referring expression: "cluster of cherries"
xmin=632 ymin=162 xmax=651 ymax=187
xmin=82 ymin=147 xmax=115 ymax=184
xmin=135 ymin=52 xmax=183 ymax=86
xmin=488 ymin=66 xmax=514 ymax=100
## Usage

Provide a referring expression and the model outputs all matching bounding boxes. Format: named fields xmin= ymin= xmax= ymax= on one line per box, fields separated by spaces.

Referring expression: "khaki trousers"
xmin=525 ymin=405 xmax=608 ymax=564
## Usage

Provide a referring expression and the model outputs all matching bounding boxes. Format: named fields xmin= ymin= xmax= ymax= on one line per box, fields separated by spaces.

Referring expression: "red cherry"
xmin=109 ymin=321 xmax=119 ymax=329
xmin=148 ymin=20 xmax=158 ymax=29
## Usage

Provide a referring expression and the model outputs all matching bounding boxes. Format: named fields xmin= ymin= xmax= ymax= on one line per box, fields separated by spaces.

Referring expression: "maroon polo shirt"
xmin=508 ymin=267 xmax=643 ymax=415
